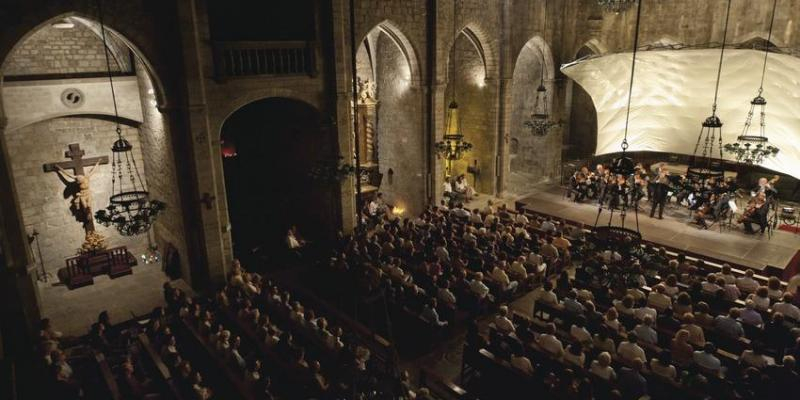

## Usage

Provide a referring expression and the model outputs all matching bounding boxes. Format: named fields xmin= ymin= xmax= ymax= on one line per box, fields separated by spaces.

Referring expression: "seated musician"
xmin=607 ymin=174 xmax=629 ymax=210
xmin=454 ymin=174 xmax=475 ymax=201
xmin=694 ymin=192 xmax=718 ymax=229
xmin=571 ymin=166 xmax=590 ymax=202
xmin=632 ymin=171 xmax=648 ymax=207
xmin=741 ymin=192 xmax=769 ymax=234
xmin=752 ymin=175 xmax=780 ymax=200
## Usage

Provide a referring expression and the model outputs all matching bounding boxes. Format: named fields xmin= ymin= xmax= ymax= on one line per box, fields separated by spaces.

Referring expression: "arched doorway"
xmin=565 ymin=45 xmax=599 ymax=160
xmin=509 ymin=36 xmax=556 ymax=187
xmin=355 ymin=22 xmax=424 ymax=216
xmin=221 ymin=97 xmax=337 ymax=258
xmin=444 ymin=27 xmax=494 ymax=194
xmin=0 ymin=14 xmax=190 ymax=336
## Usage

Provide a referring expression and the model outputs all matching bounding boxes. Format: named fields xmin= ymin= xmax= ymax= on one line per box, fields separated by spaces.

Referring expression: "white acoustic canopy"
xmin=562 ymin=49 xmax=800 ymax=178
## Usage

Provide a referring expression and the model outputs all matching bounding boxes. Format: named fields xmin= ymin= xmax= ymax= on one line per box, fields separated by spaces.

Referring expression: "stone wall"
xmin=445 ymin=32 xmax=494 ymax=194
xmin=135 ymin=59 xmax=190 ymax=282
xmin=2 ymin=77 xmax=143 ymax=132
xmin=3 ymin=21 xmax=128 ymax=76
xmin=5 ymin=117 xmax=148 ymax=273
xmin=374 ymin=32 xmax=425 ymax=216
xmin=509 ymin=38 xmax=561 ymax=181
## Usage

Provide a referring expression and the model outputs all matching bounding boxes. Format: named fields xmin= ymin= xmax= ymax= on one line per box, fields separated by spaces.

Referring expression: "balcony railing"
xmin=212 ymin=41 xmax=317 ymax=80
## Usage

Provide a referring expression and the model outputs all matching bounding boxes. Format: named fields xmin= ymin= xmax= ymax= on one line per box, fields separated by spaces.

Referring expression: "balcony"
xmin=212 ymin=41 xmax=317 ymax=80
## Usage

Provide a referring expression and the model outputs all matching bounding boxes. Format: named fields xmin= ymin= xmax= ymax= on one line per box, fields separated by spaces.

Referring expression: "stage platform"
xmin=515 ymin=185 xmax=800 ymax=274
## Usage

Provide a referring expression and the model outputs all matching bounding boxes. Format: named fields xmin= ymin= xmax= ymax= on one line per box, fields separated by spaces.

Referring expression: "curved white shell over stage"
xmin=562 ymin=49 xmax=800 ymax=178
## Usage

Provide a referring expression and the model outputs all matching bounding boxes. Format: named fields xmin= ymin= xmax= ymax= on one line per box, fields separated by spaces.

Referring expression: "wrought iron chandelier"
xmin=597 ymin=0 xmax=635 ymax=13
xmin=94 ymin=0 xmax=165 ymax=236
xmin=524 ymin=0 xmax=557 ymax=137
xmin=593 ymin=0 xmax=644 ymax=245
xmin=687 ymin=0 xmax=732 ymax=181
xmin=723 ymin=0 xmax=780 ymax=165
xmin=308 ymin=156 xmax=356 ymax=183
xmin=435 ymin=0 xmax=473 ymax=177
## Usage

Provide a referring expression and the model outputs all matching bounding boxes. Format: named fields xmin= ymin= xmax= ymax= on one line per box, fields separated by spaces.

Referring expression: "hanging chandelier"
xmin=597 ymin=0 xmax=635 ymax=13
xmin=687 ymin=0 xmax=732 ymax=181
xmin=723 ymin=0 xmax=780 ymax=165
xmin=93 ymin=0 xmax=165 ymax=236
xmin=435 ymin=0 xmax=473 ymax=177
xmin=593 ymin=0 xmax=644 ymax=245
xmin=524 ymin=0 xmax=557 ymax=137
xmin=308 ymin=156 xmax=356 ymax=183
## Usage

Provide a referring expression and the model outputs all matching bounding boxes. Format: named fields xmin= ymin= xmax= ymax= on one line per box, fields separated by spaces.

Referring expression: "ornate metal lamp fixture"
xmin=308 ymin=156 xmax=356 ymax=183
xmin=597 ymin=0 xmax=635 ymax=13
xmin=524 ymin=0 xmax=558 ymax=137
xmin=93 ymin=0 xmax=165 ymax=236
xmin=723 ymin=0 xmax=780 ymax=165
xmin=687 ymin=0 xmax=732 ymax=181
xmin=435 ymin=0 xmax=473 ymax=177
xmin=593 ymin=0 xmax=645 ymax=245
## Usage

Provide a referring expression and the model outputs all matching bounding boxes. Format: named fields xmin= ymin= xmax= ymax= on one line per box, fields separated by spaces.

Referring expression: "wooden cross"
xmin=43 ymin=143 xmax=109 ymax=233
xmin=43 ymin=143 xmax=109 ymax=175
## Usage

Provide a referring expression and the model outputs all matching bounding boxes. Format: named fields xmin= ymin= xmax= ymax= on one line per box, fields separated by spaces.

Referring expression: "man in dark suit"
xmin=649 ymin=170 xmax=669 ymax=219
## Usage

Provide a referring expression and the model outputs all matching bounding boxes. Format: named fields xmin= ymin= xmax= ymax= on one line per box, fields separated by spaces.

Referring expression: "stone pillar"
xmin=430 ymin=83 xmax=448 ymax=204
xmin=331 ymin=0 xmax=357 ymax=234
xmin=175 ymin=0 xmax=228 ymax=287
xmin=0 ymin=113 xmax=41 ymax=359
xmin=496 ymin=76 xmax=513 ymax=195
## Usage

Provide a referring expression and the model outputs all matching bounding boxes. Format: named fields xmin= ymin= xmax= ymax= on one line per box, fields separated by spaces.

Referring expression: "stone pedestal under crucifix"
xmin=43 ymin=143 xmax=109 ymax=252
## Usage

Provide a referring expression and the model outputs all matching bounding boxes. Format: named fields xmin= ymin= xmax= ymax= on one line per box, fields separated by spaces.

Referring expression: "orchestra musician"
xmin=649 ymin=169 xmax=669 ymax=219
xmin=740 ymin=192 xmax=769 ymax=234
xmin=570 ymin=166 xmax=591 ymax=202
xmin=752 ymin=175 xmax=779 ymax=200
xmin=694 ymin=192 xmax=719 ymax=229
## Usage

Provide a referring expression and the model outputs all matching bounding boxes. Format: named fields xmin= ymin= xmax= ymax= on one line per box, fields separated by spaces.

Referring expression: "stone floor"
xmin=36 ymin=261 xmax=192 ymax=337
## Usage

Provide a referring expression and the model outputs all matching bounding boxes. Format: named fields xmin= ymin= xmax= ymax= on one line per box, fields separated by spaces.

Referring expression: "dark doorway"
xmin=221 ymin=98 xmax=337 ymax=259
xmin=565 ymin=46 xmax=598 ymax=160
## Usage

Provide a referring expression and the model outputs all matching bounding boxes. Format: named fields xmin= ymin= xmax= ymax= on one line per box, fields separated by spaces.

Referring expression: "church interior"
xmin=2 ymin=0 xmax=800 ymax=399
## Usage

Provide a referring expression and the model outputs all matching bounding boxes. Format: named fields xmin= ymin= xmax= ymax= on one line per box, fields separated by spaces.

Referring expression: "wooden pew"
xmin=92 ymin=351 xmax=122 ymax=400
xmin=419 ymin=366 xmax=470 ymax=400
xmin=176 ymin=317 xmax=256 ymax=400
xmin=215 ymin=307 xmax=317 ymax=398
xmin=137 ymin=334 xmax=184 ymax=400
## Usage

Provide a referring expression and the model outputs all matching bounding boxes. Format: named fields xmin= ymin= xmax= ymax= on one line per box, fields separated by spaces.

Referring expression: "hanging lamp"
xmin=723 ymin=0 xmax=780 ymax=165
xmin=687 ymin=0 xmax=732 ymax=181
xmin=524 ymin=0 xmax=558 ymax=137
xmin=593 ymin=0 xmax=644 ymax=245
xmin=93 ymin=0 xmax=165 ymax=236
xmin=434 ymin=0 xmax=473 ymax=177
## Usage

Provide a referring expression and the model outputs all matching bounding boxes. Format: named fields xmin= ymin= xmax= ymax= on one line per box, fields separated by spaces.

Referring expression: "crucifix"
xmin=43 ymin=143 xmax=109 ymax=235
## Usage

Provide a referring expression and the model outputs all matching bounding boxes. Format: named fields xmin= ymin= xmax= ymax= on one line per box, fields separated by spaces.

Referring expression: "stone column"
xmin=175 ymin=0 xmax=228 ymax=287
xmin=430 ymin=83 xmax=448 ymax=204
xmin=331 ymin=0 xmax=357 ymax=234
xmin=0 ymin=113 xmax=42 ymax=358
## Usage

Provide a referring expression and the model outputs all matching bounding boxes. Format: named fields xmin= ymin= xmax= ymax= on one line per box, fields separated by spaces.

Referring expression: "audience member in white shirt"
xmin=617 ymin=333 xmax=647 ymax=365
xmin=589 ymin=352 xmax=616 ymax=381
xmin=736 ymin=269 xmax=760 ymax=294
xmin=469 ymin=273 xmax=491 ymax=299
xmin=536 ymin=323 xmax=564 ymax=357
xmin=773 ymin=293 xmax=800 ymax=321
xmin=494 ymin=306 xmax=515 ymax=334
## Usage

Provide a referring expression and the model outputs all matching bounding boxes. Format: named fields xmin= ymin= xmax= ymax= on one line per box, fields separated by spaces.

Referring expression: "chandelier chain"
xmin=97 ymin=0 xmax=122 ymax=139
xmin=759 ymin=0 xmax=778 ymax=92
xmin=621 ymin=0 xmax=643 ymax=151
xmin=711 ymin=0 xmax=732 ymax=117
xmin=451 ymin=0 xmax=458 ymax=103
